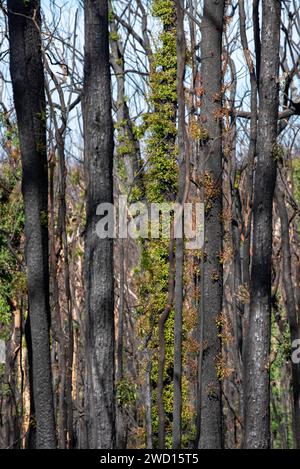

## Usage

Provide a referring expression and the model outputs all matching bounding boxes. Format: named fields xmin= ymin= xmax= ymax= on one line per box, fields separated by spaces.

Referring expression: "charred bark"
xmin=8 ymin=0 xmax=56 ymax=448
xmin=197 ymin=0 xmax=225 ymax=449
xmin=83 ymin=0 xmax=115 ymax=449
xmin=173 ymin=0 xmax=187 ymax=450
xmin=243 ymin=0 xmax=281 ymax=449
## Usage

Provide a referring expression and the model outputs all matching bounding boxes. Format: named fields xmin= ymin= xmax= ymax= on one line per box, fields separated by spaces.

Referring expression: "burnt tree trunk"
xmin=83 ymin=0 xmax=115 ymax=449
xmin=173 ymin=0 xmax=186 ymax=450
xmin=197 ymin=0 xmax=225 ymax=449
xmin=7 ymin=0 xmax=56 ymax=448
xmin=276 ymin=187 xmax=300 ymax=449
xmin=157 ymin=234 xmax=175 ymax=449
xmin=243 ymin=0 xmax=281 ymax=449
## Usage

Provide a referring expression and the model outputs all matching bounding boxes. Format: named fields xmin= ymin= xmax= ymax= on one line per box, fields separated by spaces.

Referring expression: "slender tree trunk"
xmin=7 ymin=0 xmax=56 ymax=448
xmin=49 ymin=149 xmax=69 ymax=449
xmin=116 ymin=239 xmax=127 ymax=449
xmin=238 ymin=0 xmax=259 ymax=361
xmin=173 ymin=0 xmax=186 ymax=449
xmin=57 ymin=135 xmax=74 ymax=449
xmin=157 ymin=234 xmax=175 ymax=449
xmin=145 ymin=351 xmax=153 ymax=449
xmin=155 ymin=0 xmax=177 ymax=449
xmin=197 ymin=0 xmax=225 ymax=449
xmin=1 ymin=310 xmax=21 ymax=449
xmin=46 ymin=56 xmax=74 ymax=448
xmin=243 ymin=0 xmax=281 ymax=449
xmin=276 ymin=187 xmax=300 ymax=449
xmin=83 ymin=0 xmax=115 ymax=449
xmin=110 ymin=11 xmax=144 ymax=191
xmin=253 ymin=0 xmax=261 ymax=88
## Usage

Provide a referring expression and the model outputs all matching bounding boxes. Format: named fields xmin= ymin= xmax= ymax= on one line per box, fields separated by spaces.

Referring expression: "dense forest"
xmin=0 ymin=0 xmax=300 ymax=450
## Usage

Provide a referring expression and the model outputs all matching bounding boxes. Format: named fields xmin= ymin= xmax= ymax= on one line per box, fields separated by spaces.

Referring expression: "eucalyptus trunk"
xmin=197 ymin=0 xmax=225 ymax=449
xmin=243 ymin=0 xmax=281 ymax=448
xmin=8 ymin=0 xmax=56 ymax=448
xmin=83 ymin=0 xmax=115 ymax=449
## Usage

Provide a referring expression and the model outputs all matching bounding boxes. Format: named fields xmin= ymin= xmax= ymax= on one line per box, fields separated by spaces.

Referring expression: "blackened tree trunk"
xmin=7 ymin=0 xmax=56 ymax=448
xmin=145 ymin=352 xmax=153 ymax=449
xmin=197 ymin=0 xmax=225 ymax=449
xmin=243 ymin=0 xmax=281 ymax=449
xmin=173 ymin=0 xmax=186 ymax=450
xmin=276 ymin=187 xmax=300 ymax=449
xmin=157 ymin=234 xmax=175 ymax=448
xmin=238 ymin=0 xmax=259 ymax=363
xmin=83 ymin=0 xmax=115 ymax=449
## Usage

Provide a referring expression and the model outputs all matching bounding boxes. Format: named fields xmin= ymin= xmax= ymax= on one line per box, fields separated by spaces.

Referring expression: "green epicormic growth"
xmin=0 ymin=116 xmax=24 ymax=342
xmin=143 ymin=0 xmax=178 ymax=203
xmin=136 ymin=0 xmax=181 ymax=448
xmin=292 ymin=158 xmax=300 ymax=206
xmin=0 ymin=161 xmax=24 ymax=342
